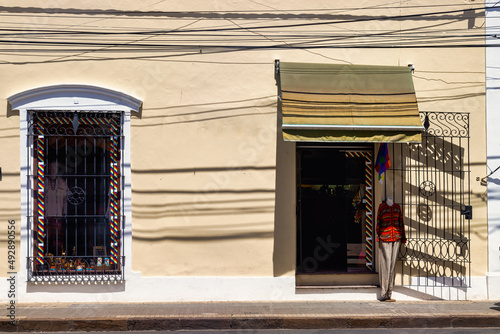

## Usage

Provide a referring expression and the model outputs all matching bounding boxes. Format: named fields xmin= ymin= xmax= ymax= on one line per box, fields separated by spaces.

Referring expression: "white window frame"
xmin=8 ymin=84 xmax=141 ymax=284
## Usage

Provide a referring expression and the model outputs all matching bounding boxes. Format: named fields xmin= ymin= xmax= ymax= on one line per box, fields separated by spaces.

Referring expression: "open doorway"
xmin=296 ymin=144 xmax=375 ymax=276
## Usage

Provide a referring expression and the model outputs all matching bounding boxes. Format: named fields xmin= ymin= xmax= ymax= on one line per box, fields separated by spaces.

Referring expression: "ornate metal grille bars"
xmin=26 ymin=110 xmax=124 ymax=283
xmin=391 ymin=111 xmax=471 ymax=287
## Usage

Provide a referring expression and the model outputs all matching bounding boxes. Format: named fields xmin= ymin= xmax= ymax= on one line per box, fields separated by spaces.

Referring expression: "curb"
xmin=1 ymin=315 xmax=500 ymax=332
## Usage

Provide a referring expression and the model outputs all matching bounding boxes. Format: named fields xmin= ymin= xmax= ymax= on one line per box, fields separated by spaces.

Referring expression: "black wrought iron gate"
xmin=389 ymin=111 xmax=471 ymax=287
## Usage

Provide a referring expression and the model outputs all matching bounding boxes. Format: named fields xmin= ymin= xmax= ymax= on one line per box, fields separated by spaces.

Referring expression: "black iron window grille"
xmin=26 ymin=110 xmax=125 ymax=284
xmin=390 ymin=111 xmax=471 ymax=288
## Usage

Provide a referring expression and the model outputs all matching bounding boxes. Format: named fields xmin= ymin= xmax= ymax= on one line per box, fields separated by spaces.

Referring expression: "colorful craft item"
xmin=375 ymin=143 xmax=391 ymax=184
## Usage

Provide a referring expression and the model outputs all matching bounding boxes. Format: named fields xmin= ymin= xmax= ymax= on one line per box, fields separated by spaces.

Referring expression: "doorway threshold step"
xmin=296 ymin=285 xmax=378 ymax=289
xmin=296 ymin=273 xmax=379 ymax=286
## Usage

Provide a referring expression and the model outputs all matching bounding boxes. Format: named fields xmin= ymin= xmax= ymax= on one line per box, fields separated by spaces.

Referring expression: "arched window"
xmin=8 ymin=85 xmax=141 ymax=283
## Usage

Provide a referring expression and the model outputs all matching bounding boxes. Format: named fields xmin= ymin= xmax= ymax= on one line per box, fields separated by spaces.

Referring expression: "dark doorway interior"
xmin=297 ymin=145 xmax=373 ymax=274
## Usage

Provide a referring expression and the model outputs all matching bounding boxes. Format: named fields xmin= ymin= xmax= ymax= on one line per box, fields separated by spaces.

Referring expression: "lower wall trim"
xmin=0 ymin=275 xmax=489 ymax=303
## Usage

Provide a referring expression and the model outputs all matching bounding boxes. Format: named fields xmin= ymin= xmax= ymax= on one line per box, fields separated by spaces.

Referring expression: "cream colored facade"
xmin=0 ymin=1 xmax=490 ymax=302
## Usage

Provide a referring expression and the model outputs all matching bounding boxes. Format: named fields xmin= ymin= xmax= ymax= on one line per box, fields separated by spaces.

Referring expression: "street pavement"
xmin=3 ymin=300 xmax=500 ymax=332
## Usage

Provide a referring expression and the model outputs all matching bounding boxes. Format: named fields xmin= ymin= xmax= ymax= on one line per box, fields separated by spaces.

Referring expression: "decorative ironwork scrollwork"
xmin=67 ymin=186 xmax=85 ymax=205
xmin=419 ymin=111 xmax=469 ymax=138
xmin=399 ymin=238 xmax=469 ymax=262
xmin=28 ymin=111 xmax=121 ymax=137
xmin=419 ymin=180 xmax=436 ymax=197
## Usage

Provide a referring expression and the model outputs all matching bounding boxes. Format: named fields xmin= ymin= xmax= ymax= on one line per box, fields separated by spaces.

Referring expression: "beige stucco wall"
xmin=0 ymin=1 xmax=486 ymax=280
xmin=0 ymin=110 xmax=21 ymax=274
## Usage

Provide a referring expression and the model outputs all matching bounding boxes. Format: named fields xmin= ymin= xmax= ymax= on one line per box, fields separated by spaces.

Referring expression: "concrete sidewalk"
xmin=3 ymin=300 xmax=500 ymax=332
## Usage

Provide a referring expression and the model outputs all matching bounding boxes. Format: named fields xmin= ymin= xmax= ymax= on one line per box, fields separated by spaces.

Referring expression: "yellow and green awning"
xmin=277 ymin=61 xmax=423 ymax=142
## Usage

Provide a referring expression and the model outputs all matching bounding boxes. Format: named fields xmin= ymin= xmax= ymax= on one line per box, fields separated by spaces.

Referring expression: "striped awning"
xmin=277 ymin=61 xmax=423 ymax=143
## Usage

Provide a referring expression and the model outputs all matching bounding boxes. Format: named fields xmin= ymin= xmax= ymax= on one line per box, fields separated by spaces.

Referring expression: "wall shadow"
xmin=0 ymin=6 xmax=482 ymax=22
xmin=273 ymin=75 xmax=296 ymax=276
xmin=406 ymin=133 xmax=466 ymax=178
xmin=396 ymin=258 xmax=468 ymax=288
